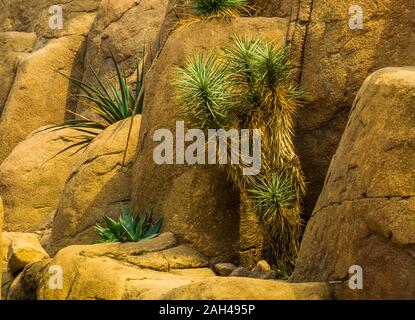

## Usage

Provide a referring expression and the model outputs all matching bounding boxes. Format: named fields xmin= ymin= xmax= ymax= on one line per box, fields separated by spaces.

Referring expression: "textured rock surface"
xmin=47 ymin=116 xmax=141 ymax=254
xmin=296 ymin=0 xmax=415 ymax=215
xmin=8 ymin=233 xmax=216 ymax=300
xmin=162 ymin=277 xmax=331 ymax=300
xmin=0 ymin=127 xmax=84 ymax=232
xmin=0 ymin=0 xmax=100 ymax=37
xmin=254 ymin=0 xmax=293 ymax=17
xmin=291 ymin=67 xmax=415 ymax=299
xmin=0 ymin=32 xmax=36 ymax=114
xmin=0 ymin=35 xmax=87 ymax=162
xmin=7 ymin=232 xmax=330 ymax=300
xmin=131 ymin=17 xmax=289 ymax=263
xmin=81 ymin=0 xmax=168 ymax=91
xmin=238 ymin=193 xmax=268 ymax=269
xmin=1 ymin=232 xmax=49 ymax=298
xmin=229 ymin=267 xmax=251 ymax=278
xmin=2 ymin=232 xmax=49 ymax=274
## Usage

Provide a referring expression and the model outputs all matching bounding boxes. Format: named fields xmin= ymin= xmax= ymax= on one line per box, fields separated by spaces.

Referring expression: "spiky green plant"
xmin=175 ymin=36 xmax=306 ymax=275
xmin=191 ymin=0 xmax=252 ymax=19
xmin=46 ymin=53 xmax=145 ymax=155
xmin=95 ymin=207 xmax=163 ymax=243
xmin=175 ymin=54 xmax=232 ymax=130
xmin=248 ymin=172 xmax=302 ymax=270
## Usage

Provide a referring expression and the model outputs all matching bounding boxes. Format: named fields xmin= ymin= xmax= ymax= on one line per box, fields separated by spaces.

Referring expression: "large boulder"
xmin=291 ymin=67 xmax=415 ymax=299
xmin=296 ymin=0 xmax=415 ymax=215
xmin=0 ymin=35 xmax=87 ymax=162
xmin=0 ymin=127 xmax=84 ymax=232
xmin=163 ymin=277 xmax=330 ymax=300
xmin=0 ymin=32 xmax=36 ymax=113
xmin=8 ymin=233 xmax=216 ymax=300
xmin=131 ymin=17 xmax=288 ymax=263
xmin=47 ymin=116 xmax=142 ymax=254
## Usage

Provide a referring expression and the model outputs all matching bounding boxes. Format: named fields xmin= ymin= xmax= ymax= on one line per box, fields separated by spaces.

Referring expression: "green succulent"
xmin=191 ymin=0 xmax=252 ymax=19
xmin=95 ymin=207 xmax=163 ymax=243
xmin=46 ymin=52 xmax=145 ymax=156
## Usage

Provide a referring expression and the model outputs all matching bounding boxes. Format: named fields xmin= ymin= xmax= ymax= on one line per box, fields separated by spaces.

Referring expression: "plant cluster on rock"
xmin=175 ymin=36 xmax=306 ymax=274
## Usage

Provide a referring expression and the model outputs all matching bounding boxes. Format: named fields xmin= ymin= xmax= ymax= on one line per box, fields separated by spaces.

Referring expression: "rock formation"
xmin=47 ymin=116 xmax=142 ymax=254
xmin=130 ymin=17 xmax=288 ymax=263
xmin=0 ymin=127 xmax=84 ymax=232
xmin=291 ymin=67 xmax=415 ymax=299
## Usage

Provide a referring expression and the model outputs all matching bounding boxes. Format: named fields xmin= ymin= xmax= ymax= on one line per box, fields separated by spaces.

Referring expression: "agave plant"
xmin=46 ymin=53 xmax=145 ymax=155
xmin=95 ymin=207 xmax=163 ymax=243
xmin=175 ymin=36 xmax=306 ymax=275
xmin=191 ymin=0 xmax=252 ymax=18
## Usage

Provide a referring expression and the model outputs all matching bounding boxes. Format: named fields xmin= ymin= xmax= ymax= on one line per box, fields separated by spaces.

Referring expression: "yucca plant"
xmin=175 ymin=36 xmax=306 ymax=275
xmin=95 ymin=207 xmax=163 ymax=243
xmin=191 ymin=0 xmax=252 ymax=18
xmin=175 ymin=54 xmax=232 ymax=130
xmin=46 ymin=53 xmax=145 ymax=155
xmin=248 ymin=172 xmax=302 ymax=271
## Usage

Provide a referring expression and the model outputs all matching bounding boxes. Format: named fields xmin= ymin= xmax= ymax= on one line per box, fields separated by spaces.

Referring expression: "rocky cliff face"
xmin=0 ymin=0 xmax=414 ymax=300
xmin=295 ymin=0 xmax=415 ymax=215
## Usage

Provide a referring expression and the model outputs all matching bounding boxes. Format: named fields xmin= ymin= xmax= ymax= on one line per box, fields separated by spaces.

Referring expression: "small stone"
xmin=213 ymin=263 xmax=236 ymax=276
xmin=250 ymin=260 xmax=277 ymax=279
xmin=229 ymin=267 xmax=251 ymax=278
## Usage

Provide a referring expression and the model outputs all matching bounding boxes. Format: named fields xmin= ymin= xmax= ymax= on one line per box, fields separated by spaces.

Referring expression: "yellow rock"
xmin=0 ymin=127 xmax=86 ymax=232
xmin=47 ymin=116 xmax=142 ymax=254
xmin=162 ymin=277 xmax=331 ymax=300
xmin=3 ymin=232 xmax=49 ymax=274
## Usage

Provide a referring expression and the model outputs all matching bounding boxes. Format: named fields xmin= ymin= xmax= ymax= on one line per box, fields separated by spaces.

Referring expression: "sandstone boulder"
xmin=0 ymin=35 xmax=87 ymax=162
xmin=1 ymin=232 xmax=49 ymax=299
xmin=8 ymin=233 xmax=216 ymax=300
xmin=0 ymin=127 xmax=84 ymax=232
xmin=131 ymin=17 xmax=289 ymax=263
xmin=2 ymin=232 xmax=49 ymax=274
xmin=47 ymin=116 xmax=141 ymax=254
xmin=0 ymin=32 xmax=36 ymax=113
xmin=162 ymin=277 xmax=330 ymax=300
xmin=296 ymin=0 xmax=415 ymax=215
xmin=291 ymin=67 xmax=415 ymax=299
